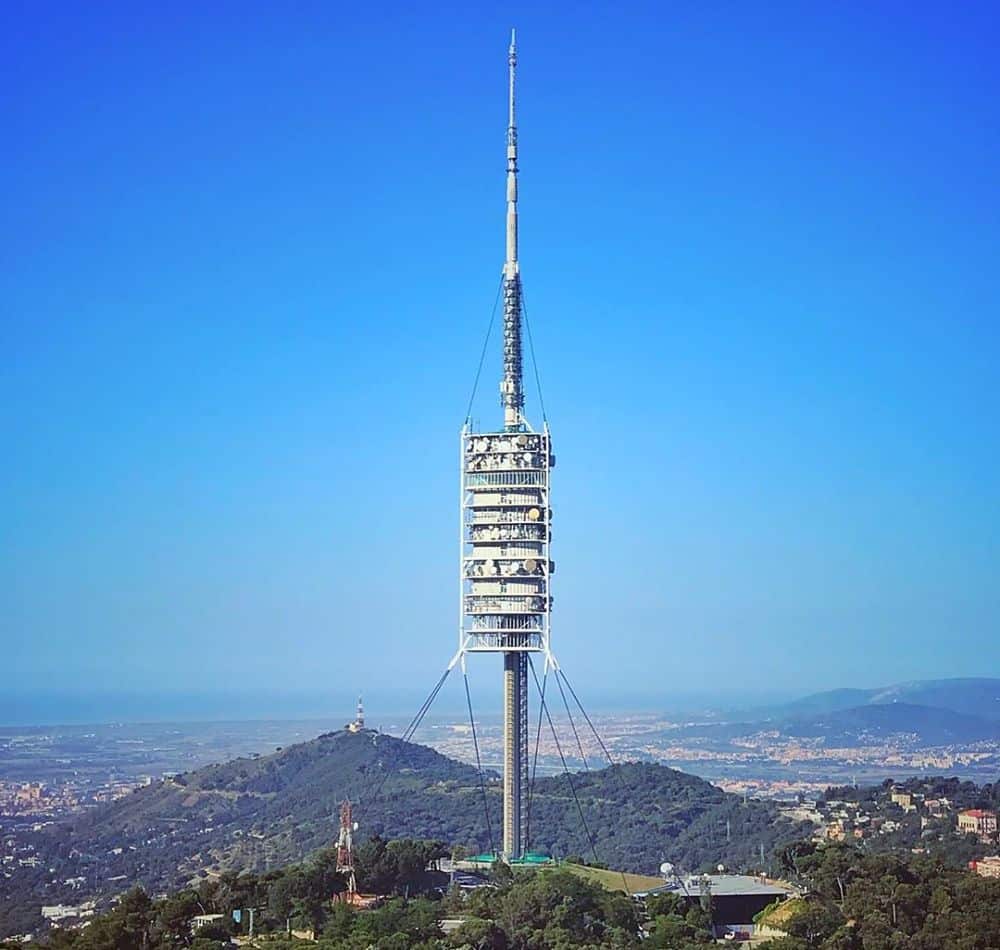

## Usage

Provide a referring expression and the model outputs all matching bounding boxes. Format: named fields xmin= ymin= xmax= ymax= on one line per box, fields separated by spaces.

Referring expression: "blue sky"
xmin=3 ymin=2 xmax=998 ymax=722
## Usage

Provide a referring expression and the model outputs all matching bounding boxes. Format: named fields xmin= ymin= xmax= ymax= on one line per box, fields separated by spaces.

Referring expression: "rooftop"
xmin=635 ymin=874 xmax=796 ymax=899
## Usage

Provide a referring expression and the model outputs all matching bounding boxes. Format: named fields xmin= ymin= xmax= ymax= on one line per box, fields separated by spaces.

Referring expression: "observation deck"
xmin=461 ymin=428 xmax=553 ymax=653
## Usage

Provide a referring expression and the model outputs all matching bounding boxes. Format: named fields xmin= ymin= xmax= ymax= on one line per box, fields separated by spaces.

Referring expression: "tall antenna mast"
xmin=455 ymin=30 xmax=554 ymax=863
xmin=501 ymin=28 xmax=524 ymax=431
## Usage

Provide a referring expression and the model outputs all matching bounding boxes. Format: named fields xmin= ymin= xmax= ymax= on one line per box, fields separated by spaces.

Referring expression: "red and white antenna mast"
xmin=335 ymin=800 xmax=357 ymax=895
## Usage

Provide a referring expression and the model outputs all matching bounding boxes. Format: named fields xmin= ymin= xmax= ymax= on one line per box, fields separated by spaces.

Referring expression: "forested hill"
xmin=6 ymin=729 xmax=808 ymax=930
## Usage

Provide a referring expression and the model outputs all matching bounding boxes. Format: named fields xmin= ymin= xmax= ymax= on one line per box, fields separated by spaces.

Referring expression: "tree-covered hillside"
xmin=527 ymin=762 xmax=806 ymax=873
xmin=1 ymin=730 xmax=809 ymax=937
xmin=759 ymin=841 xmax=1000 ymax=948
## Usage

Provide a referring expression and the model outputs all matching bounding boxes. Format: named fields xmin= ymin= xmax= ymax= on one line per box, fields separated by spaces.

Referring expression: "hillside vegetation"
xmin=758 ymin=841 xmax=1000 ymax=948
xmin=2 ymin=730 xmax=810 ymax=937
xmin=8 ymin=838 xmax=1000 ymax=949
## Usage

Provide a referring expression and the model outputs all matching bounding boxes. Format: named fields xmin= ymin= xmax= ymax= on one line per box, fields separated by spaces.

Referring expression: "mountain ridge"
xmin=780 ymin=702 xmax=1000 ymax=745
xmin=743 ymin=677 xmax=1000 ymax=725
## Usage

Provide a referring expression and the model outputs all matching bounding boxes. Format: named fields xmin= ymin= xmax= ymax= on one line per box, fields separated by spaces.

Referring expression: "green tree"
xmin=151 ymin=890 xmax=200 ymax=945
xmin=75 ymin=888 xmax=153 ymax=950
xmin=782 ymin=903 xmax=845 ymax=944
xmin=489 ymin=860 xmax=514 ymax=889
xmin=645 ymin=912 xmax=711 ymax=948
xmin=447 ymin=917 xmax=507 ymax=950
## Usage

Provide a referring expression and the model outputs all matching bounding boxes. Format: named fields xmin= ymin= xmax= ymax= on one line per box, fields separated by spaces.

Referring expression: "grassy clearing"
xmin=755 ymin=896 xmax=807 ymax=930
xmin=560 ymin=862 xmax=666 ymax=894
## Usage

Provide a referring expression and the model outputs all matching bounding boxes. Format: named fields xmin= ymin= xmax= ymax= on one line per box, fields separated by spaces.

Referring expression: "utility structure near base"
xmin=335 ymin=800 xmax=358 ymax=895
xmin=456 ymin=30 xmax=554 ymax=861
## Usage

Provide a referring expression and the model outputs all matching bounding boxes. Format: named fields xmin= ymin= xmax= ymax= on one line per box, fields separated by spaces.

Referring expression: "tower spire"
xmin=501 ymin=28 xmax=524 ymax=430
xmin=505 ymin=28 xmax=518 ymax=276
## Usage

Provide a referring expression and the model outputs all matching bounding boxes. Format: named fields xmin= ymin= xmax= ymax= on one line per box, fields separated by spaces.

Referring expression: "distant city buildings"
xmin=16 ymin=784 xmax=43 ymax=805
xmin=0 ymin=777 xmax=152 ymax=818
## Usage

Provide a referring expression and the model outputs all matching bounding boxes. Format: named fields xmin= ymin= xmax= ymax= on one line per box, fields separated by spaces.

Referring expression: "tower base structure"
xmin=503 ymin=652 xmax=529 ymax=858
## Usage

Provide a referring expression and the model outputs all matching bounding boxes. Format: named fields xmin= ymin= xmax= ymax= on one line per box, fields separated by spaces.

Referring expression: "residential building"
xmin=825 ymin=821 xmax=846 ymax=841
xmin=41 ymin=902 xmax=96 ymax=922
xmin=891 ymin=791 xmax=912 ymax=809
xmin=191 ymin=914 xmax=225 ymax=931
xmin=957 ymin=809 xmax=998 ymax=840
xmin=971 ymin=856 xmax=1000 ymax=879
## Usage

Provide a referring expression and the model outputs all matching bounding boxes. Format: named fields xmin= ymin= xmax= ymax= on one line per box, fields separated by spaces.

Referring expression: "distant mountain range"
xmin=664 ymin=678 xmax=1000 ymax=747
xmin=780 ymin=702 xmax=1000 ymax=746
xmin=761 ymin=678 xmax=1000 ymax=723
xmin=764 ymin=678 xmax=1000 ymax=745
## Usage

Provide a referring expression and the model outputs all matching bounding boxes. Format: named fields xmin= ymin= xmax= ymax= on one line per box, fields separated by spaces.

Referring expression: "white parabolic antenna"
xmin=660 ymin=862 xmax=674 ymax=877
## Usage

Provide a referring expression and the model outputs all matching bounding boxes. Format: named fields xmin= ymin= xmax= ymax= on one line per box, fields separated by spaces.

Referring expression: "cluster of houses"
xmin=815 ymin=784 xmax=1000 ymax=878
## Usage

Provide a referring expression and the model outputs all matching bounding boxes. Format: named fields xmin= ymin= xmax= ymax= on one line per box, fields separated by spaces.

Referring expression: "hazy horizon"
xmin=6 ymin=675 xmax=1000 ymax=729
xmin=1 ymin=683 xmax=799 ymax=728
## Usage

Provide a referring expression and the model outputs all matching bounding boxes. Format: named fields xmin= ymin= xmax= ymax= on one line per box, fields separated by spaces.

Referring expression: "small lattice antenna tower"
xmin=336 ymin=800 xmax=358 ymax=894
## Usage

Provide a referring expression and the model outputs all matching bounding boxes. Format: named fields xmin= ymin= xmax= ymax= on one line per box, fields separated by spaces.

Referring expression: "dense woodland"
xmin=0 ymin=841 xmax=709 ymax=950
xmin=760 ymin=841 xmax=1000 ymax=949
xmin=6 ymin=837 xmax=1000 ymax=949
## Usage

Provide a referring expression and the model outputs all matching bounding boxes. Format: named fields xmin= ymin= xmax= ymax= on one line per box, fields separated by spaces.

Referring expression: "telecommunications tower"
xmin=335 ymin=800 xmax=358 ymax=895
xmin=457 ymin=30 xmax=554 ymax=861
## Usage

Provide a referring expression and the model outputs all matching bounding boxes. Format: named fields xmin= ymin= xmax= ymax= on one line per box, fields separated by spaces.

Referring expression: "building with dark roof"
xmin=634 ymin=873 xmax=798 ymax=939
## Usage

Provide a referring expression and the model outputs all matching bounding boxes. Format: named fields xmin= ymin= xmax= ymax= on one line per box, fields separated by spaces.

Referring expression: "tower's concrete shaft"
xmin=503 ymin=652 xmax=528 ymax=857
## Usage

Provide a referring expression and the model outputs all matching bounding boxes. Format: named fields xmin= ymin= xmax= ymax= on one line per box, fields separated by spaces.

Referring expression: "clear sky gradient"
xmin=3 ymin=2 xmax=998 ymax=722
